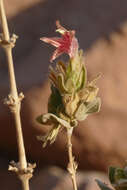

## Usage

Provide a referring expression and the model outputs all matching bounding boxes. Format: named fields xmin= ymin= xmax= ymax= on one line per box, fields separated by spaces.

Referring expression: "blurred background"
xmin=1 ymin=0 xmax=127 ymax=189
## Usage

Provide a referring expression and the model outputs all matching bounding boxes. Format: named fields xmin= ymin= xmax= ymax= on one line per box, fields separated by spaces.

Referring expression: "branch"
xmin=0 ymin=0 xmax=35 ymax=189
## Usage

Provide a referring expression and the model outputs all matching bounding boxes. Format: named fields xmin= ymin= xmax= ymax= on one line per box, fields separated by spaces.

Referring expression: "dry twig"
xmin=0 ymin=0 xmax=35 ymax=189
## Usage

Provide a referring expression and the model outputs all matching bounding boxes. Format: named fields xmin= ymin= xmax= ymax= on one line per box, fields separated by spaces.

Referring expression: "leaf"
xmin=114 ymin=168 xmax=127 ymax=184
xmin=75 ymin=98 xmax=101 ymax=121
xmin=76 ymin=66 xmax=87 ymax=91
xmin=86 ymin=97 xmax=101 ymax=114
xmin=57 ymin=61 xmax=66 ymax=75
xmin=85 ymin=73 xmax=101 ymax=102
xmin=37 ymin=112 xmax=77 ymax=128
xmin=65 ymin=77 xmax=75 ymax=93
xmin=109 ymin=167 xmax=116 ymax=184
xmin=75 ymin=103 xmax=88 ymax=121
xmin=95 ymin=179 xmax=113 ymax=190
xmin=65 ymin=50 xmax=86 ymax=93
xmin=37 ymin=124 xmax=61 ymax=147
xmin=63 ymin=93 xmax=79 ymax=117
xmin=66 ymin=61 xmax=72 ymax=79
xmin=65 ymin=69 xmax=78 ymax=93
xmin=108 ymin=166 xmax=127 ymax=190
xmin=86 ymin=86 xmax=99 ymax=102
xmin=57 ymin=73 xmax=68 ymax=93
xmin=115 ymin=168 xmax=126 ymax=181
xmin=48 ymin=85 xmax=63 ymax=114
xmin=124 ymin=166 xmax=127 ymax=177
xmin=70 ymin=49 xmax=83 ymax=72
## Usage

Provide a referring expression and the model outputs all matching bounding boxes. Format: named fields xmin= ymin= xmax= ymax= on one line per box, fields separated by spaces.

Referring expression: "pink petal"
xmin=40 ymin=37 xmax=61 ymax=47
xmin=40 ymin=21 xmax=79 ymax=61
xmin=50 ymin=49 xmax=63 ymax=62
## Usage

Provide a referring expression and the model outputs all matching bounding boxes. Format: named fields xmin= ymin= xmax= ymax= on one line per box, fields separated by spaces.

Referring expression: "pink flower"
xmin=40 ymin=21 xmax=79 ymax=62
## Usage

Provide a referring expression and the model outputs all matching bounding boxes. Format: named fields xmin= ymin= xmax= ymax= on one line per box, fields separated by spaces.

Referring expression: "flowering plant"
xmin=37 ymin=21 xmax=101 ymax=190
xmin=37 ymin=21 xmax=101 ymax=147
xmin=39 ymin=21 xmax=127 ymax=190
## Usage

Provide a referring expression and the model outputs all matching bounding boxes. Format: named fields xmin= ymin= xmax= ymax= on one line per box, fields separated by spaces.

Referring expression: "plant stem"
xmin=22 ymin=178 xmax=29 ymax=190
xmin=67 ymin=128 xmax=78 ymax=190
xmin=0 ymin=0 xmax=34 ymax=189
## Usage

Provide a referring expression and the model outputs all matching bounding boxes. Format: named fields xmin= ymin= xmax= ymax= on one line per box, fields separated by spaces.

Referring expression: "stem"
xmin=22 ymin=178 xmax=29 ymax=190
xmin=0 ymin=0 xmax=9 ymax=41
xmin=14 ymin=107 xmax=27 ymax=169
xmin=0 ymin=0 xmax=32 ymax=189
xmin=67 ymin=128 xmax=78 ymax=190
xmin=0 ymin=0 xmax=27 ymax=170
xmin=5 ymin=43 xmax=19 ymax=97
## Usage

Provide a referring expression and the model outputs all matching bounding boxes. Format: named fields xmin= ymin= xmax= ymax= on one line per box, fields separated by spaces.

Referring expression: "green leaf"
xmin=64 ymin=62 xmax=75 ymax=92
xmin=108 ymin=166 xmax=127 ymax=190
xmin=95 ymin=179 xmax=113 ymax=190
xmin=124 ymin=167 xmax=127 ymax=177
xmin=48 ymin=85 xmax=63 ymax=115
xmin=109 ymin=167 xmax=116 ymax=184
xmin=66 ymin=61 xmax=72 ymax=79
xmin=76 ymin=66 xmax=87 ymax=91
xmin=114 ymin=168 xmax=126 ymax=182
xmin=65 ymin=50 xmax=86 ymax=93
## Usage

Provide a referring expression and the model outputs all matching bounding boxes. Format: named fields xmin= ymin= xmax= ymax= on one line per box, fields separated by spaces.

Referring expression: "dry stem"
xmin=0 ymin=0 xmax=35 ymax=189
xmin=67 ymin=128 xmax=78 ymax=190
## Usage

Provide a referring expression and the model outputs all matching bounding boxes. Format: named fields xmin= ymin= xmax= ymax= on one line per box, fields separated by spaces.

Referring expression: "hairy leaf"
xmin=85 ymin=97 xmax=101 ymax=114
xmin=75 ymin=98 xmax=101 ymax=121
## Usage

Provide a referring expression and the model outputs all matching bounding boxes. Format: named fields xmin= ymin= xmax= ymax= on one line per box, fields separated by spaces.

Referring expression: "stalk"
xmin=0 ymin=0 xmax=35 ymax=189
xmin=67 ymin=128 xmax=78 ymax=190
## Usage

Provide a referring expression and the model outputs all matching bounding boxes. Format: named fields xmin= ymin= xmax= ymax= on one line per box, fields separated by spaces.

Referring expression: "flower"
xmin=40 ymin=20 xmax=79 ymax=62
